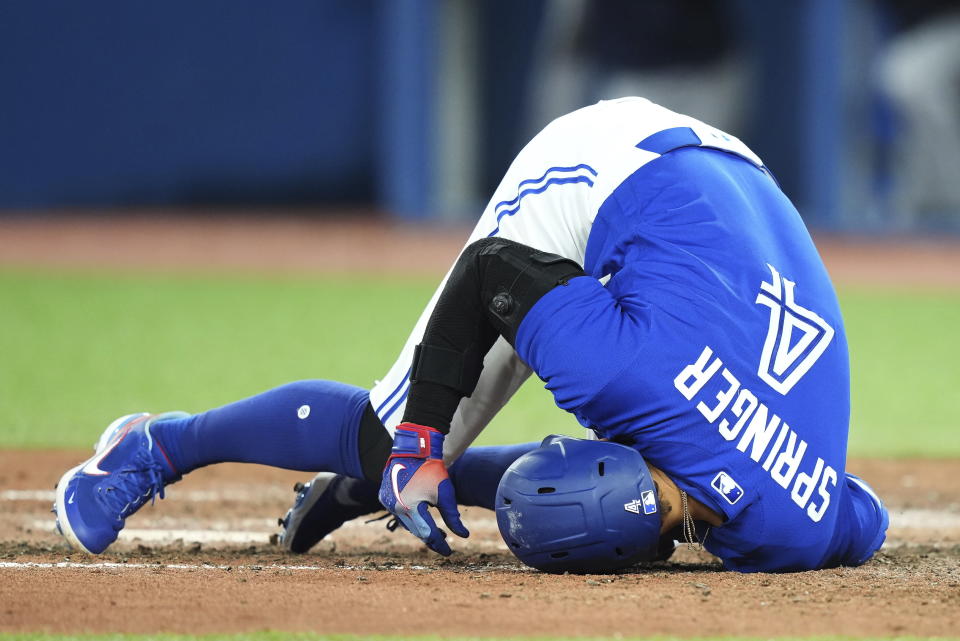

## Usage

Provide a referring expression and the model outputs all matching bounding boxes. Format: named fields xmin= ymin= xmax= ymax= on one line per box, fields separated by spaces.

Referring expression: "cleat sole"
xmin=278 ymin=474 xmax=341 ymax=553
xmin=53 ymin=464 xmax=96 ymax=554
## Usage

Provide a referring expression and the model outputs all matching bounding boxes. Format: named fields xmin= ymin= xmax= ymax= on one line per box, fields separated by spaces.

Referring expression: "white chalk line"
xmin=887 ymin=508 xmax=960 ymax=530
xmin=27 ymin=523 xmax=500 ymax=546
xmin=7 ymin=488 xmax=960 ymax=525
xmin=2 ymin=488 xmax=290 ymax=502
xmin=2 ymin=490 xmax=56 ymax=501
xmin=6 ymin=487 xmax=959 ymax=529
xmin=7 ymin=487 xmax=960 ymax=527
xmin=25 ymin=514 xmax=507 ymax=548
xmin=7 ymin=486 xmax=960 ymax=550
xmin=18 ymin=513 xmax=959 ymax=552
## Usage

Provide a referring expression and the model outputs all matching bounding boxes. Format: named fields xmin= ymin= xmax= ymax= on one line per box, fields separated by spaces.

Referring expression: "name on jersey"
xmin=674 ymin=345 xmax=837 ymax=523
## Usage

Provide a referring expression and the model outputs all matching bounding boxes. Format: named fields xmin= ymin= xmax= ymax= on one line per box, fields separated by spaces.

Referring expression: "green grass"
xmin=0 ymin=632 xmax=951 ymax=641
xmin=0 ymin=268 xmax=957 ymax=456
xmin=841 ymin=287 xmax=960 ymax=456
xmin=0 ymin=268 xmax=575 ymax=450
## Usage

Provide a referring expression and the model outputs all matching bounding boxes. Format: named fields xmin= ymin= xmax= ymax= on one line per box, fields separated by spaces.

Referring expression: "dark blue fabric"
xmin=152 ymin=380 xmax=369 ymax=479
xmin=0 ymin=1 xmax=376 ymax=209
xmin=448 ymin=443 xmax=539 ymax=509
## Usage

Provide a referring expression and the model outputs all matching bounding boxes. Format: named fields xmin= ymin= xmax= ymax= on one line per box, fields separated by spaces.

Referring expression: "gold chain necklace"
xmin=680 ymin=490 xmax=710 ymax=551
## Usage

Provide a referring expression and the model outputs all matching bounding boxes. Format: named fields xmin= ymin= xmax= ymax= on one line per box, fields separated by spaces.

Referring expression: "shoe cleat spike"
xmin=293 ymin=482 xmax=305 ymax=493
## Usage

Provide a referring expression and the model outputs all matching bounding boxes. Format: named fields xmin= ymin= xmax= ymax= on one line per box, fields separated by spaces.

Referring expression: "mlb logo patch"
xmin=711 ymin=471 xmax=744 ymax=505
xmin=623 ymin=490 xmax=658 ymax=515
xmin=641 ymin=490 xmax=657 ymax=515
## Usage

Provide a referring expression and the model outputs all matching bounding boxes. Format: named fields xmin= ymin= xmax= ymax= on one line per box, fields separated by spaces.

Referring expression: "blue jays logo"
xmin=711 ymin=471 xmax=744 ymax=505
xmin=755 ymin=264 xmax=835 ymax=395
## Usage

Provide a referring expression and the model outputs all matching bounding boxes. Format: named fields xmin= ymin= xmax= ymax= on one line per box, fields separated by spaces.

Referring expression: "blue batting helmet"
xmin=495 ymin=435 xmax=662 ymax=573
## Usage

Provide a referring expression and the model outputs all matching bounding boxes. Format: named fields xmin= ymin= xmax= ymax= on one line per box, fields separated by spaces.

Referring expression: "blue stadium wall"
xmin=0 ymin=1 xmax=884 ymax=231
xmin=0 ymin=1 xmax=377 ymax=209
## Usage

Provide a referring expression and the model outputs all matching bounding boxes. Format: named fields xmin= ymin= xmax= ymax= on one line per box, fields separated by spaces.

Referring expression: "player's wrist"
xmin=389 ymin=423 xmax=445 ymax=461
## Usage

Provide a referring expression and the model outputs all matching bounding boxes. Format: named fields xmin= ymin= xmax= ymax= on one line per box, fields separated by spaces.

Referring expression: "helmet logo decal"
xmin=711 ymin=471 xmax=744 ymax=505
xmin=624 ymin=490 xmax=658 ymax=515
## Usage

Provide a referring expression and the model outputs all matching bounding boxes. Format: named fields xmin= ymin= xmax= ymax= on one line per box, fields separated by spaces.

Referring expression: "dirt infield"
xmin=1 ymin=451 xmax=960 ymax=637
xmin=2 ymin=212 xmax=960 ymax=286
xmin=2 ymin=214 xmax=959 ymax=637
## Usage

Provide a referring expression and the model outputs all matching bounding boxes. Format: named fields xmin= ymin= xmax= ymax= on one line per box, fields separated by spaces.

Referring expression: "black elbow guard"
xmin=471 ymin=238 xmax=585 ymax=344
xmin=411 ymin=238 xmax=584 ymax=400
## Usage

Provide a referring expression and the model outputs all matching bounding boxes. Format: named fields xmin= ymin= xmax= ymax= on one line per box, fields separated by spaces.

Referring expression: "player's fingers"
xmin=396 ymin=503 xmax=432 ymax=542
xmin=416 ymin=502 xmax=452 ymax=556
xmin=437 ymin=480 xmax=470 ymax=539
xmin=424 ymin=529 xmax=452 ymax=557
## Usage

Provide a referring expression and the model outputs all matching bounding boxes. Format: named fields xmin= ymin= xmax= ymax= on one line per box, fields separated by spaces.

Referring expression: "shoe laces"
xmin=97 ymin=448 xmax=167 ymax=521
xmin=364 ymin=512 xmax=402 ymax=532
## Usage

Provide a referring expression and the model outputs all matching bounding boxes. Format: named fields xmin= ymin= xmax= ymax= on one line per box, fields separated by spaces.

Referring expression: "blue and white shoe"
xmin=53 ymin=411 xmax=189 ymax=554
xmin=277 ymin=473 xmax=383 ymax=553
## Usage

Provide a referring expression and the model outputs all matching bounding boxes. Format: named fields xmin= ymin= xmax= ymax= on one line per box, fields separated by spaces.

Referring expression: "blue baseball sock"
xmin=448 ymin=442 xmax=539 ymax=509
xmin=151 ymin=380 xmax=369 ymax=480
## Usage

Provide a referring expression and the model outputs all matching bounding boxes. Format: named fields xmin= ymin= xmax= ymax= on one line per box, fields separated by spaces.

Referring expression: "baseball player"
xmin=53 ymin=98 xmax=887 ymax=572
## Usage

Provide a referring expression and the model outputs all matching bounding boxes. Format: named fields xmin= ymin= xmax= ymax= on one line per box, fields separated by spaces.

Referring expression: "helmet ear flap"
xmin=495 ymin=436 xmax=662 ymax=573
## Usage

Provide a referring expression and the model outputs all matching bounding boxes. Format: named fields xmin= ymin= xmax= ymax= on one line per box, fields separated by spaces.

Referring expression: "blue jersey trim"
xmin=375 ymin=366 xmax=411 ymax=418
xmin=380 ymin=385 xmax=410 ymax=425
xmin=635 ymin=127 xmax=703 ymax=155
xmin=491 ymin=164 xmax=598 ymax=212
xmin=487 ymin=174 xmax=596 ymax=237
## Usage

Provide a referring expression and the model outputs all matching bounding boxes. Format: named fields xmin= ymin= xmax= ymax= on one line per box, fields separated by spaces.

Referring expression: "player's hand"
xmin=379 ymin=423 xmax=469 ymax=556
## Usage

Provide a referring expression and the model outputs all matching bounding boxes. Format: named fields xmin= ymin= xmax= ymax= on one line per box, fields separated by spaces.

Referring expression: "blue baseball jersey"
xmin=514 ymin=139 xmax=888 ymax=572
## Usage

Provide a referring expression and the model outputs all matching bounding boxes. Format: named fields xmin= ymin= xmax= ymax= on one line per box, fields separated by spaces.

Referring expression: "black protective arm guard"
xmin=402 ymin=237 xmax=585 ymax=433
